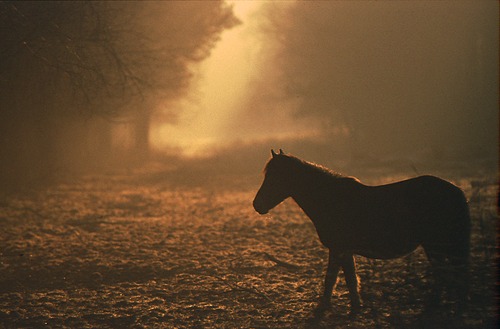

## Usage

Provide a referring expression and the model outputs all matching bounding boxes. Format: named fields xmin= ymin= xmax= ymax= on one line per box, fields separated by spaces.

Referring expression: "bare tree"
xmin=253 ymin=1 xmax=497 ymax=162
xmin=0 ymin=1 xmax=238 ymax=188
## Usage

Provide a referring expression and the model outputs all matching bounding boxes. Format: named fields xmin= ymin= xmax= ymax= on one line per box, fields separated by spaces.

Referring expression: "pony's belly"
xmin=354 ymin=242 xmax=420 ymax=260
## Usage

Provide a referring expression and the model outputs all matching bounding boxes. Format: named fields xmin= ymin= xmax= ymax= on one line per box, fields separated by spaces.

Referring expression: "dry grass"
xmin=0 ymin=164 xmax=497 ymax=328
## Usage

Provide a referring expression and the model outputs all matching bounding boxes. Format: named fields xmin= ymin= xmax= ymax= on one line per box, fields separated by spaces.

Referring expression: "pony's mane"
xmin=265 ymin=154 xmax=359 ymax=183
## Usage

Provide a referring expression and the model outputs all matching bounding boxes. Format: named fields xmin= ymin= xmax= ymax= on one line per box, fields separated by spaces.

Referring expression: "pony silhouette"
xmin=253 ymin=150 xmax=470 ymax=313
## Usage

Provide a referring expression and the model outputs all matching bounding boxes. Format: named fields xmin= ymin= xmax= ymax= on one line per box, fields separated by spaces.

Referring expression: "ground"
xmin=0 ymin=162 xmax=497 ymax=328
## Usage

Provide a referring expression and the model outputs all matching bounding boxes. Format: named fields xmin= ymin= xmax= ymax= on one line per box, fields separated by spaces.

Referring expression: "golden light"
xmin=151 ymin=1 xmax=264 ymax=157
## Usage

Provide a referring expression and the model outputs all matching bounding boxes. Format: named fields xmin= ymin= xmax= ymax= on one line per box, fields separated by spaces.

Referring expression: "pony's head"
xmin=253 ymin=149 xmax=295 ymax=214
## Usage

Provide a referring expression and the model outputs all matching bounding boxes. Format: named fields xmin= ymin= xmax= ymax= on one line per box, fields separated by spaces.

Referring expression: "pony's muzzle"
xmin=253 ymin=199 xmax=268 ymax=215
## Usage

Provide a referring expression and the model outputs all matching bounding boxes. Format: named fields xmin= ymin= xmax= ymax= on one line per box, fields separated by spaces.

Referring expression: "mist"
xmin=1 ymin=2 xmax=498 ymax=327
xmin=225 ymin=1 xmax=498 ymax=173
xmin=0 ymin=1 xmax=497 ymax=191
xmin=0 ymin=1 xmax=237 ymax=190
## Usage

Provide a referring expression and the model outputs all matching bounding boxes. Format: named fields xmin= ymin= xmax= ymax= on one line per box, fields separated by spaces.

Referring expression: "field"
xmin=0 ymin=161 xmax=497 ymax=328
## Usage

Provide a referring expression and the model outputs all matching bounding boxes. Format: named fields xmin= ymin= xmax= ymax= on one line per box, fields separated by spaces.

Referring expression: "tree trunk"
xmin=134 ymin=111 xmax=150 ymax=158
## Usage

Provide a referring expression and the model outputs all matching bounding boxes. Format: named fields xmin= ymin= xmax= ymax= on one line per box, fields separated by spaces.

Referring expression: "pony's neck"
xmin=288 ymin=161 xmax=358 ymax=221
xmin=289 ymin=173 xmax=329 ymax=226
xmin=288 ymin=160 xmax=331 ymax=198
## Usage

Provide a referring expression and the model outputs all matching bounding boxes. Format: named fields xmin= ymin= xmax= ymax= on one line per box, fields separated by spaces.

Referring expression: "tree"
xmin=0 ymin=1 xmax=238 ymax=189
xmin=251 ymin=1 xmax=497 ymax=163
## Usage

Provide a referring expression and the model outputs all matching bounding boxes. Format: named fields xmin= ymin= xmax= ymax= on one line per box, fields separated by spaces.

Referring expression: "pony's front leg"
xmin=320 ymin=249 xmax=340 ymax=307
xmin=341 ymin=255 xmax=361 ymax=312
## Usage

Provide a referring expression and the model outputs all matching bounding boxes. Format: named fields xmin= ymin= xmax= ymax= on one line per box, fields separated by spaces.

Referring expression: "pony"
xmin=253 ymin=149 xmax=470 ymax=312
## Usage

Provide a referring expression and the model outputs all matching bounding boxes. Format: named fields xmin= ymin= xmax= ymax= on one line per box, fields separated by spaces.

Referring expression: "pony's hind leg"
xmin=448 ymin=242 xmax=470 ymax=313
xmin=423 ymin=241 xmax=469 ymax=312
xmin=422 ymin=245 xmax=447 ymax=307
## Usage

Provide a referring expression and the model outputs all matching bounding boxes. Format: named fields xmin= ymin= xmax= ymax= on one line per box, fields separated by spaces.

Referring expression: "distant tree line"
xmin=251 ymin=2 xmax=497 ymax=164
xmin=0 ymin=1 xmax=237 ymax=190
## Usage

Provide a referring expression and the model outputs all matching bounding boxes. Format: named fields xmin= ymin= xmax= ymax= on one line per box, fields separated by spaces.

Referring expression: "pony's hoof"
xmin=314 ymin=298 xmax=331 ymax=313
xmin=313 ymin=301 xmax=330 ymax=320
xmin=349 ymin=306 xmax=360 ymax=317
xmin=349 ymin=301 xmax=362 ymax=316
xmin=318 ymin=298 xmax=331 ymax=310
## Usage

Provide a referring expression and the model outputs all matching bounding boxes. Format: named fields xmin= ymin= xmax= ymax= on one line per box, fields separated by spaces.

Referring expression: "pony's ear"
xmin=271 ymin=149 xmax=277 ymax=158
xmin=279 ymin=149 xmax=284 ymax=155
